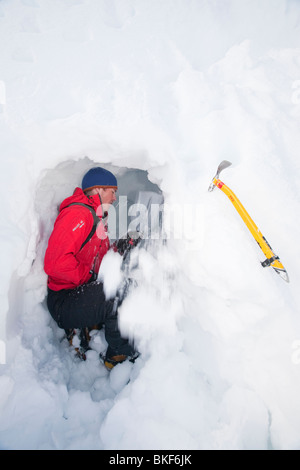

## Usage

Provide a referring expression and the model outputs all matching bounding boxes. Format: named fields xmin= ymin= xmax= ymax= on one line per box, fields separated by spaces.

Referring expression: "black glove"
xmin=115 ymin=231 xmax=142 ymax=257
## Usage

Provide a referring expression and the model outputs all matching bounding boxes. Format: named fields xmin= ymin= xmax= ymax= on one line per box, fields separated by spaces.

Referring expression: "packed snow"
xmin=1 ymin=0 xmax=300 ymax=450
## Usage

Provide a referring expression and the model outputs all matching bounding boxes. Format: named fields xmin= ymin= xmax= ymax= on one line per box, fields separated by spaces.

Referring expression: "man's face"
xmin=100 ymin=188 xmax=117 ymax=206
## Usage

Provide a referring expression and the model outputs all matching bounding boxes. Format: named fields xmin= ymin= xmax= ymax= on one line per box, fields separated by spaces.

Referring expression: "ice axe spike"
xmin=208 ymin=160 xmax=232 ymax=192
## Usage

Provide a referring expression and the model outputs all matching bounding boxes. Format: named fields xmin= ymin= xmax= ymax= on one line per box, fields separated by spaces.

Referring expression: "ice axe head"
xmin=208 ymin=160 xmax=232 ymax=192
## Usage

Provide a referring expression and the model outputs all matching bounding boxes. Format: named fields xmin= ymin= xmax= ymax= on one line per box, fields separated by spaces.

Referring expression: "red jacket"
xmin=44 ymin=188 xmax=110 ymax=291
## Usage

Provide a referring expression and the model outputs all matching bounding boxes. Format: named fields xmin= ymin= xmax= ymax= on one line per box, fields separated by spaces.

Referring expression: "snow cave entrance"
xmin=36 ymin=156 xmax=164 ymax=256
xmin=33 ymin=156 xmax=164 ymax=349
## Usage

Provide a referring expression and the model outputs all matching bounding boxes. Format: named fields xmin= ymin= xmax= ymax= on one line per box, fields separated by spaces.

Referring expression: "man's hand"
xmin=115 ymin=231 xmax=142 ymax=256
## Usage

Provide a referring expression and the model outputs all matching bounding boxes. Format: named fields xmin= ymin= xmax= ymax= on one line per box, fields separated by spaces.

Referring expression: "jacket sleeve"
xmin=44 ymin=207 xmax=94 ymax=288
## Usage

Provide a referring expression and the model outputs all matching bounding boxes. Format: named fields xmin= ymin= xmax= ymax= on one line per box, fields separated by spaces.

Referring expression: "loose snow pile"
xmin=1 ymin=0 xmax=300 ymax=450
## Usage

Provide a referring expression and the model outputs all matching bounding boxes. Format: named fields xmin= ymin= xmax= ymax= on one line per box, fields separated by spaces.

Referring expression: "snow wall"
xmin=1 ymin=0 xmax=300 ymax=450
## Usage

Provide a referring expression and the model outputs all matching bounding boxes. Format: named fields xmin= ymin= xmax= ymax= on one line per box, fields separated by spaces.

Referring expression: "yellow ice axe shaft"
xmin=208 ymin=161 xmax=289 ymax=282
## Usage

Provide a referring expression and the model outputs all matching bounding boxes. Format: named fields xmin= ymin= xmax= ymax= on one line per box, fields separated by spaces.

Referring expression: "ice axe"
xmin=208 ymin=160 xmax=289 ymax=282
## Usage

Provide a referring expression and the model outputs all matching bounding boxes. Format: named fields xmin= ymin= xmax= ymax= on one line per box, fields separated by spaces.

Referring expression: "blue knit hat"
xmin=82 ymin=167 xmax=118 ymax=192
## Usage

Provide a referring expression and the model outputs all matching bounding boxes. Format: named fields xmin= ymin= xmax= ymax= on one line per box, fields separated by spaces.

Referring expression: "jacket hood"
xmin=59 ymin=187 xmax=101 ymax=213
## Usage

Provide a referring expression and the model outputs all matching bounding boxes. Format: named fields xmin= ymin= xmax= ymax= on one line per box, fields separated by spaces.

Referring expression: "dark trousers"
xmin=47 ymin=281 xmax=134 ymax=357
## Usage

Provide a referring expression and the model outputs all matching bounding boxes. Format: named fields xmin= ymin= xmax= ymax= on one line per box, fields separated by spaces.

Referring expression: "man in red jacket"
xmin=45 ymin=167 xmax=137 ymax=369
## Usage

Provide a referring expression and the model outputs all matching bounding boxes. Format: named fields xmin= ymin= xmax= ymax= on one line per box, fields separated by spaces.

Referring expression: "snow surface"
xmin=1 ymin=0 xmax=300 ymax=450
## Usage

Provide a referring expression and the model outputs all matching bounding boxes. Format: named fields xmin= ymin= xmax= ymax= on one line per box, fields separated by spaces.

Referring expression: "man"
xmin=44 ymin=166 xmax=137 ymax=369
